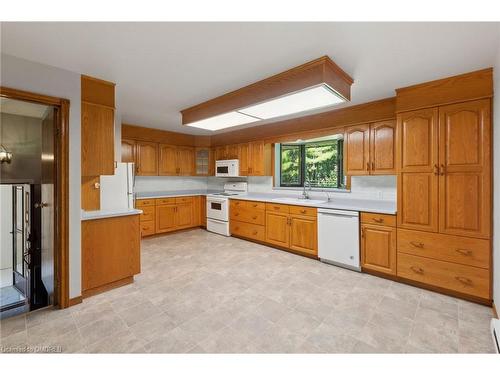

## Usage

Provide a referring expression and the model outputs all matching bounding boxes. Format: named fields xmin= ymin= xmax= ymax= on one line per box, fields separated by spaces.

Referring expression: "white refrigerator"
xmin=100 ymin=162 xmax=135 ymax=210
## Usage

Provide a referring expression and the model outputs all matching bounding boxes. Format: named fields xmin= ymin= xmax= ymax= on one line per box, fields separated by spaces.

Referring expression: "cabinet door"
xmin=226 ymin=144 xmax=239 ymax=160
xmin=249 ymin=141 xmax=268 ymax=176
xmin=238 ymin=143 xmax=250 ymax=176
xmin=397 ymin=108 xmax=439 ymax=232
xmin=195 ymin=148 xmax=210 ymax=176
xmin=265 ymin=212 xmax=289 ymax=248
xmin=361 ymin=224 xmax=396 ymax=275
xmin=438 ymin=99 xmax=491 ymax=238
xmin=137 ymin=141 xmax=158 ymax=176
xmin=81 ymin=102 xmax=115 ymax=176
xmin=289 ymin=215 xmax=317 ymax=255
xmin=345 ymin=124 xmax=370 ymax=175
xmin=121 ymin=138 xmax=136 ymax=163
xmin=176 ymin=202 xmax=194 ymax=229
xmin=178 ymin=146 xmax=195 ymax=176
xmin=370 ymin=120 xmax=396 ymax=174
xmin=214 ymin=146 xmax=227 ymax=161
xmin=156 ymin=204 xmax=177 ymax=233
xmin=158 ymin=144 xmax=178 ymax=175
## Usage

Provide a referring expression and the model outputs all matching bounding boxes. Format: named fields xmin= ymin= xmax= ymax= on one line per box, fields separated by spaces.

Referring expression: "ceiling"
xmin=1 ymin=22 xmax=499 ymax=135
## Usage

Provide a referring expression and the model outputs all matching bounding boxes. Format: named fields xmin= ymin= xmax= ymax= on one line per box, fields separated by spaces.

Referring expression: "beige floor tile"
xmin=128 ymin=312 xmax=177 ymax=343
xmin=78 ymin=313 xmax=128 ymax=347
xmin=86 ymin=329 xmax=147 ymax=353
xmin=117 ymin=300 xmax=162 ymax=327
xmin=408 ymin=321 xmax=459 ymax=353
xmin=0 ymin=314 xmax=26 ymax=338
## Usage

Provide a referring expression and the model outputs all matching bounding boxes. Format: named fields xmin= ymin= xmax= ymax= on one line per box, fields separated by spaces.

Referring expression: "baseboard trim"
xmin=493 ymin=303 xmax=498 ymax=319
xmin=82 ymin=276 xmax=134 ymax=299
xmin=68 ymin=296 xmax=83 ymax=307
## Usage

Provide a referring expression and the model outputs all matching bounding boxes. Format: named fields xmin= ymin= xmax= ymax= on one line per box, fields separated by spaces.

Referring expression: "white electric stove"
xmin=206 ymin=182 xmax=247 ymax=236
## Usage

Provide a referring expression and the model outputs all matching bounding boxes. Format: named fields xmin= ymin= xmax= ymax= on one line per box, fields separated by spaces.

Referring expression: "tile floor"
xmin=0 ymin=229 xmax=496 ymax=353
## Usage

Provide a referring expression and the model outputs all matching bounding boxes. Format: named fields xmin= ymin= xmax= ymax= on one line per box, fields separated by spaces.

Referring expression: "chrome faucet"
xmin=302 ymin=181 xmax=311 ymax=199
xmin=324 ymin=190 xmax=332 ymax=202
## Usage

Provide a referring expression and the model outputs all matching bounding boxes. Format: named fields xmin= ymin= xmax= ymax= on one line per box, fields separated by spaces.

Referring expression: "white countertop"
xmin=229 ymin=193 xmax=396 ymax=214
xmin=136 ymin=190 xmax=221 ymax=199
xmin=134 ymin=190 xmax=396 ymax=214
xmin=81 ymin=208 xmax=143 ymax=221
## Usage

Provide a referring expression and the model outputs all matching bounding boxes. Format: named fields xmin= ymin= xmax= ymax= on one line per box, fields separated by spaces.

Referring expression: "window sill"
xmin=273 ymin=186 xmax=351 ymax=193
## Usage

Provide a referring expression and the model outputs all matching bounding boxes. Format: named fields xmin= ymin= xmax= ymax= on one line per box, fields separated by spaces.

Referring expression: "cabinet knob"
xmin=252 ymin=216 xmax=257 ymax=220
xmin=455 ymin=276 xmax=472 ymax=285
xmin=410 ymin=266 xmax=424 ymax=274
xmin=410 ymin=241 xmax=424 ymax=248
xmin=455 ymin=248 xmax=472 ymax=256
xmin=300 ymin=209 xmax=306 ymax=214
xmin=252 ymin=231 xmax=258 ymax=235
xmin=372 ymin=217 xmax=384 ymax=223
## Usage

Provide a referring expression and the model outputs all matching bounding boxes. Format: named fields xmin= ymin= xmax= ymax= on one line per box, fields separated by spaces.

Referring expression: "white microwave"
xmin=215 ymin=159 xmax=239 ymax=177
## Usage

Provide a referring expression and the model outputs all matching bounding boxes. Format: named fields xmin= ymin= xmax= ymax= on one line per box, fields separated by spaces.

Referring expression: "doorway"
xmin=0 ymin=87 xmax=70 ymax=317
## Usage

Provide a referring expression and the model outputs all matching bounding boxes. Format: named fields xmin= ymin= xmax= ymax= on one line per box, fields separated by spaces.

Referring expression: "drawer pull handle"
xmin=300 ymin=209 xmax=306 ymax=214
xmin=455 ymin=248 xmax=472 ymax=256
xmin=252 ymin=231 xmax=258 ymax=235
xmin=252 ymin=204 xmax=258 ymax=207
xmin=410 ymin=266 xmax=424 ymax=274
xmin=455 ymin=276 xmax=472 ymax=285
xmin=235 ymin=213 xmax=239 ymax=216
xmin=410 ymin=241 xmax=424 ymax=248
xmin=252 ymin=216 xmax=257 ymax=220
xmin=372 ymin=218 xmax=384 ymax=223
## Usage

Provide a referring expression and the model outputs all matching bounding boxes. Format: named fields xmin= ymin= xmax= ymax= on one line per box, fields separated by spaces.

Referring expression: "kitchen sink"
xmin=271 ymin=197 xmax=327 ymax=205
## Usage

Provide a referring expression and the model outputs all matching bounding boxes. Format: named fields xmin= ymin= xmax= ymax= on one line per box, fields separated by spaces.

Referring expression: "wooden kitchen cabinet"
xmin=345 ymin=121 xmax=396 ymax=176
xmin=214 ymin=146 xmax=227 ymax=161
xmin=177 ymin=146 xmax=195 ymax=175
xmin=437 ymin=99 xmax=491 ymax=239
xmin=397 ymin=108 xmax=439 ymax=232
xmin=289 ymin=215 xmax=317 ymax=255
xmin=195 ymin=148 xmax=213 ymax=176
xmin=155 ymin=203 xmax=177 ymax=233
xmin=248 ymin=141 xmax=271 ymax=176
xmin=158 ymin=144 xmax=178 ymax=175
xmin=361 ymin=223 xmax=397 ymax=275
xmin=81 ymin=102 xmax=115 ymax=176
xmin=345 ymin=124 xmax=370 ymax=175
xmin=136 ymin=141 xmax=159 ymax=175
xmin=226 ymin=144 xmax=239 ymax=160
xmin=238 ymin=143 xmax=250 ymax=176
xmin=265 ymin=211 xmax=290 ymax=248
xmin=82 ymin=214 xmax=141 ymax=297
xmin=121 ymin=138 xmax=136 ymax=163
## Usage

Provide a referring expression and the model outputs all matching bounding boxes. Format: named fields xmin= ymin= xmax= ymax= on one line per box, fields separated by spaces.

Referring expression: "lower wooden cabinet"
xmin=82 ymin=214 xmax=141 ymax=297
xmin=361 ymin=224 xmax=397 ymax=275
xmin=265 ymin=211 xmax=290 ymax=248
xmin=230 ymin=221 xmax=265 ymax=242
xmin=289 ymin=215 xmax=317 ymax=255
xmin=136 ymin=196 xmax=202 ymax=236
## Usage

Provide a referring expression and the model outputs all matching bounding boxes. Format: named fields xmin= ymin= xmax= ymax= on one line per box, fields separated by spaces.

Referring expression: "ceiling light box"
xmin=181 ymin=56 xmax=353 ymax=131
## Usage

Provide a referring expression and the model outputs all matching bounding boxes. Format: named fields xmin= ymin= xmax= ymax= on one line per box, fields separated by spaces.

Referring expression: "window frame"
xmin=278 ymin=139 xmax=344 ymax=189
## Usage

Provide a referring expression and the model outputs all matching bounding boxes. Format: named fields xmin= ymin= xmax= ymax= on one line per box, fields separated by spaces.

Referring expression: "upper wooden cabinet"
xmin=136 ymin=141 xmax=158 ymax=176
xmin=81 ymin=75 xmax=115 ymax=177
xmin=438 ymin=99 xmax=491 ymax=239
xmin=345 ymin=120 xmax=396 ymax=176
xmin=238 ymin=143 xmax=250 ymax=176
xmin=81 ymin=102 xmax=115 ymax=177
xmin=177 ymin=147 xmax=195 ymax=176
xmin=397 ymin=99 xmax=491 ymax=239
xmin=345 ymin=124 xmax=370 ymax=175
xmin=397 ymin=108 xmax=439 ymax=232
xmin=158 ymin=144 xmax=178 ymax=175
xmin=214 ymin=146 xmax=227 ymax=161
xmin=121 ymin=139 xmax=136 ymax=163
xmin=213 ymin=141 xmax=271 ymax=176
xmin=195 ymin=148 xmax=213 ymax=176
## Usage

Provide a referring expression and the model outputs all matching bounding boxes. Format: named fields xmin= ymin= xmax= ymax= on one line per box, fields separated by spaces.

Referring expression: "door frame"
xmin=0 ymin=86 xmax=70 ymax=309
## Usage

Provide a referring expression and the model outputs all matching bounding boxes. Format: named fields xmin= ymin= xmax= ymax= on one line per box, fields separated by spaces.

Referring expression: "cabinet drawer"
xmin=230 ymin=199 xmax=246 ymax=209
xmin=230 ymin=208 xmax=265 ymax=225
xmin=289 ymin=206 xmax=317 ymax=217
xmin=361 ymin=212 xmax=396 ymax=227
xmin=156 ymin=197 xmax=176 ymax=205
xmin=175 ymin=196 xmax=194 ymax=203
xmin=397 ymin=229 xmax=490 ymax=269
xmin=140 ymin=206 xmax=155 ymax=222
xmin=266 ymin=203 xmax=290 ymax=213
xmin=230 ymin=220 xmax=265 ymax=242
xmin=140 ymin=222 xmax=155 ymax=237
xmin=136 ymin=199 xmax=155 ymax=207
xmin=397 ymin=253 xmax=490 ymax=299
xmin=245 ymin=201 xmax=266 ymax=211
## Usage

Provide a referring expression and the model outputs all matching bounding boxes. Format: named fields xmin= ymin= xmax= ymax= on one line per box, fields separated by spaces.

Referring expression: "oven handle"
xmin=208 ymin=199 xmax=227 ymax=203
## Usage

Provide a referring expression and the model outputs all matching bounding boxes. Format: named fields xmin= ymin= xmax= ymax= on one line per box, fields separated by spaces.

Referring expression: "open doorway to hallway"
xmin=0 ymin=97 xmax=57 ymax=318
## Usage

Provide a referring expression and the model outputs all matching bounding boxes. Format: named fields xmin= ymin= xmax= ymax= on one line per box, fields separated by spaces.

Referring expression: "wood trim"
xmin=181 ymin=56 xmax=353 ymax=125
xmin=82 ymin=276 xmax=133 ymax=299
xmin=81 ymin=176 xmax=100 ymax=211
xmin=395 ymin=68 xmax=493 ymax=112
xmin=493 ymin=303 xmax=498 ymax=319
xmin=81 ymin=75 xmax=115 ymax=108
xmin=1 ymin=86 xmax=71 ymax=309
xmin=122 ymin=123 xmax=198 ymax=146
xmin=210 ymin=97 xmax=396 ymax=146
xmin=68 ymin=296 xmax=83 ymax=307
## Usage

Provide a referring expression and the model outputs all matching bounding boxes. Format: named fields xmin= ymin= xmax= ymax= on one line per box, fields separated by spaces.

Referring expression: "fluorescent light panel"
xmin=240 ymin=84 xmax=344 ymax=120
xmin=186 ymin=84 xmax=345 ymax=131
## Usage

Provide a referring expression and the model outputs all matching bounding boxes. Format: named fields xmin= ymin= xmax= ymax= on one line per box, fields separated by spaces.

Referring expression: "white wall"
xmin=493 ymin=44 xmax=500 ymax=307
xmin=1 ymin=53 xmax=81 ymax=299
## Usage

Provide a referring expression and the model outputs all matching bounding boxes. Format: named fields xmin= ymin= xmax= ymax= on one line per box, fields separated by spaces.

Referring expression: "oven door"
xmin=206 ymin=198 xmax=228 ymax=221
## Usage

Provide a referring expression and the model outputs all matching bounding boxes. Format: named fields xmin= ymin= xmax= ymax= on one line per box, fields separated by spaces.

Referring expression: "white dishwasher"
xmin=317 ymin=208 xmax=360 ymax=271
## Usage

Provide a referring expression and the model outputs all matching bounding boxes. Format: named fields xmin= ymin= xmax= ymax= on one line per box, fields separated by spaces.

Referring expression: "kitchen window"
xmin=278 ymin=139 xmax=344 ymax=189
